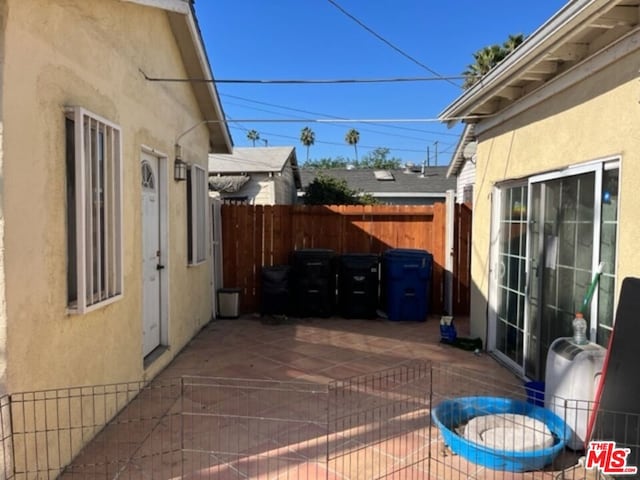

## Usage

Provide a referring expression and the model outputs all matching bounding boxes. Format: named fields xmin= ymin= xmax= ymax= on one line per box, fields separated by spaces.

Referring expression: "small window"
xmin=141 ymin=161 xmax=155 ymax=190
xmin=66 ymin=107 xmax=123 ymax=313
xmin=187 ymin=164 xmax=207 ymax=265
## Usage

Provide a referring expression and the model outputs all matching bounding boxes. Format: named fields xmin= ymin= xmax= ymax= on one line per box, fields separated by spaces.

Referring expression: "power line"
xmin=326 ymin=0 xmax=461 ymax=88
xmin=213 ymin=116 xmax=481 ymax=124
xmin=220 ymin=93 xmax=461 ymax=138
xmin=227 ymin=124 xmax=436 ymax=154
xmin=223 ymin=100 xmax=440 ymax=143
xmin=140 ymin=70 xmax=463 ymax=84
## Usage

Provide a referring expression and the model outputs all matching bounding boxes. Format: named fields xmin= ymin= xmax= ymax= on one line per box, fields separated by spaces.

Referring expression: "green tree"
xmin=246 ymin=129 xmax=260 ymax=147
xmin=345 ymin=128 xmax=360 ymax=162
xmin=300 ymin=126 xmax=315 ymax=162
xmin=503 ymin=33 xmax=525 ymax=54
xmin=304 ymin=173 xmax=376 ymax=205
xmin=462 ymin=34 xmax=524 ymax=89
xmin=304 ymin=156 xmax=349 ymax=169
xmin=359 ymin=147 xmax=402 ymax=169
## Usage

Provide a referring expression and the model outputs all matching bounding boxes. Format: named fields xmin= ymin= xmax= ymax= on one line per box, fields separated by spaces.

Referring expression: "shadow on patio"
xmin=52 ymin=316 xmax=584 ymax=479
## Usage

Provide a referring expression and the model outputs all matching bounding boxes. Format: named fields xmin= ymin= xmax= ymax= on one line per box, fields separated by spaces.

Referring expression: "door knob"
xmin=156 ymin=264 xmax=165 ymax=270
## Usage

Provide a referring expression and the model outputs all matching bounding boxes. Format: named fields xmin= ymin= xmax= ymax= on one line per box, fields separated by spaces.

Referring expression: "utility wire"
xmin=197 ymin=116 xmax=480 ymax=123
xmin=326 ymin=0 xmax=461 ymax=88
xmin=224 ymin=100 xmax=441 ymax=143
xmin=220 ymin=93 xmax=460 ymax=138
xmin=227 ymin=123 xmax=436 ymax=154
xmin=140 ymin=70 xmax=462 ymax=84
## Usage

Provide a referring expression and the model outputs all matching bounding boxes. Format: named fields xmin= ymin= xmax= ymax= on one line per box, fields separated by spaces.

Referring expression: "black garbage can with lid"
xmin=338 ymin=253 xmax=380 ymax=319
xmin=261 ymin=265 xmax=291 ymax=315
xmin=291 ymin=249 xmax=336 ymax=317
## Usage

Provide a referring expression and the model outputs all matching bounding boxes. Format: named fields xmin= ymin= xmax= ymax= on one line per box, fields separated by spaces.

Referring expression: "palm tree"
xmin=503 ymin=33 xmax=524 ymax=54
xmin=345 ymin=128 xmax=360 ymax=162
xmin=300 ymin=126 xmax=315 ymax=162
xmin=462 ymin=34 xmax=525 ymax=89
xmin=462 ymin=44 xmax=502 ymax=89
xmin=246 ymin=129 xmax=260 ymax=147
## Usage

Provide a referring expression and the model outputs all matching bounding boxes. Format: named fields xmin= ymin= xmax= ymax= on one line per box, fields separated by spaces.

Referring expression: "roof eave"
xmin=123 ymin=0 xmax=233 ymax=153
xmin=167 ymin=10 xmax=233 ymax=153
xmin=446 ymin=124 xmax=475 ymax=177
xmin=439 ymin=0 xmax=609 ymax=125
xmin=122 ymin=0 xmax=190 ymax=14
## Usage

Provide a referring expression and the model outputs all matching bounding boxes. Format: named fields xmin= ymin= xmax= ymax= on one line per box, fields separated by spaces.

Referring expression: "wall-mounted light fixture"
xmin=174 ymin=144 xmax=188 ymax=181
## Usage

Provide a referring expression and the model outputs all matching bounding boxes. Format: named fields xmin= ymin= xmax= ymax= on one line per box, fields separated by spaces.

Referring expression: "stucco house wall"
xmin=2 ymin=0 xmax=224 ymax=393
xmin=468 ymin=45 xmax=640 ymax=343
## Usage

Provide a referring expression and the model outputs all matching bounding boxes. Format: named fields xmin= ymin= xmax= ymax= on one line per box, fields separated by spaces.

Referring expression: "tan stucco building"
xmin=0 ymin=0 xmax=231 ymax=394
xmin=440 ymin=0 xmax=639 ymax=381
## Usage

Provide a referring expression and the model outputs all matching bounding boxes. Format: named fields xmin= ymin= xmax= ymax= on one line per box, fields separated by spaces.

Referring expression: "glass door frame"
xmin=525 ymin=163 xmax=602 ymax=380
xmin=488 ymin=157 xmax=619 ymax=378
xmin=487 ymin=181 xmax=528 ymax=374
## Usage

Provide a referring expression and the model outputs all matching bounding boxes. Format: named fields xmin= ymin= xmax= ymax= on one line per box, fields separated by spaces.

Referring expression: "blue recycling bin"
xmin=383 ymin=249 xmax=432 ymax=321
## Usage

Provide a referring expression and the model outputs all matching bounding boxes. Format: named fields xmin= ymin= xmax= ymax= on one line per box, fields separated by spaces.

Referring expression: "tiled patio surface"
xmin=155 ymin=314 xmax=510 ymax=383
xmin=59 ymin=315 xmax=589 ymax=479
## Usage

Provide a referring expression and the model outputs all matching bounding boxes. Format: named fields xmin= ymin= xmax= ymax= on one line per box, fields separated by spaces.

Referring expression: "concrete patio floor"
xmin=58 ymin=315 xmax=590 ymax=480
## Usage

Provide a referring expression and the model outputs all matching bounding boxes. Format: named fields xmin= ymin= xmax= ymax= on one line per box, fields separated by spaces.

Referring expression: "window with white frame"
xmin=187 ymin=164 xmax=207 ymax=265
xmin=65 ymin=107 xmax=123 ymax=313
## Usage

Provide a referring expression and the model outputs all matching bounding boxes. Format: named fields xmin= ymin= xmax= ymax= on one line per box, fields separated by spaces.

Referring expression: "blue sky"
xmin=193 ymin=1 xmax=567 ymax=166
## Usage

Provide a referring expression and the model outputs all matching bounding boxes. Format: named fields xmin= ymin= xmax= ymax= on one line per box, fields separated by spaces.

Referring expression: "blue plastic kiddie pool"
xmin=431 ymin=396 xmax=569 ymax=472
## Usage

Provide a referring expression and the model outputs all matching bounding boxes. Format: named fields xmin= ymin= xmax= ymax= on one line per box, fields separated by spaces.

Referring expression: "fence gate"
xmin=452 ymin=203 xmax=472 ymax=315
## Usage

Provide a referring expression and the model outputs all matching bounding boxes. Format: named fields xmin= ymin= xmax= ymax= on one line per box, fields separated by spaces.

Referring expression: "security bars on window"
xmin=66 ymin=107 xmax=123 ymax=313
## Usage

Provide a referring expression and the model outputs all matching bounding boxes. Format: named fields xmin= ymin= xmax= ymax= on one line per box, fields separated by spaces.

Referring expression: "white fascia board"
xmin=182 ymin=13 xmax=233 ymax=151
xmin=121 ymin=0 xmax=189 ymax=14
xmin=447 ymin=124 xmax=474 ymax=177
xmin=124 ymin=0 xmax=233 ymax=151
xmin=439 ymin=0 xmax=609 ymax=124
xmin=475 ymin=28 xmax=640 ymax=136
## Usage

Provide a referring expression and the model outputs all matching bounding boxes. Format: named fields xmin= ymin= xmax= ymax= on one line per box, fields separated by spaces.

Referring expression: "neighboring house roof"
xmin=447 ymin=124 xmax=476 ymax=178
xmin=440 ymin=0 xmax=640 ymax=132
xmin=209 ymin=147 xmax=302 ymax=188
xmin=123 ymin=0 xmax=232 ymax=153
xmin=301 ymin=167 xmax=456 ymax=198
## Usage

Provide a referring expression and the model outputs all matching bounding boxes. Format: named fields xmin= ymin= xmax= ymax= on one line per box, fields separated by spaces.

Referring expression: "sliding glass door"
xmin=491 ymin=161 xmax=619 ymax=380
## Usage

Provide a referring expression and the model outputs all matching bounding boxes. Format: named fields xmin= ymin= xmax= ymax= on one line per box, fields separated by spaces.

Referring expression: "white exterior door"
xmin=141 ymin=154 xmax=161 ymax=356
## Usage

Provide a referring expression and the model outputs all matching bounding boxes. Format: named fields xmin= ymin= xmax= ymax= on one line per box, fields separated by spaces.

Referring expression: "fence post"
xmin=444 ymin=190 xmax=455 ymax=315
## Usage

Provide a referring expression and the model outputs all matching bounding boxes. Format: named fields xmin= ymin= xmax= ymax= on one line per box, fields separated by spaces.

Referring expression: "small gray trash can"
xmin=217 ymin=288 xmax=241 ymax=318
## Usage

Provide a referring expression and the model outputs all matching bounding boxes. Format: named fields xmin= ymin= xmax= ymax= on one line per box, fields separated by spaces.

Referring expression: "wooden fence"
xmin=220 ymin=203 xmax=471 ymax=316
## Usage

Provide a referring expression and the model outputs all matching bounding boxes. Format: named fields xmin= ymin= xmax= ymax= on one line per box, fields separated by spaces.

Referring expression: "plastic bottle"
xmin=572 ymin=312 xmax=588 ymax=345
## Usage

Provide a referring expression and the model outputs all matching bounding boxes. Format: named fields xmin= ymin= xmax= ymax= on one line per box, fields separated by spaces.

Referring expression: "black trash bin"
xmin=382 ymin=249 xmax=432 ymax=321
xmin=291 ymin=249 xmax=336 ymax=317
xmin=338 ymin=254 xmax=380 ymax=319
xmin=261 ymin=265 xmax=291 ymax=315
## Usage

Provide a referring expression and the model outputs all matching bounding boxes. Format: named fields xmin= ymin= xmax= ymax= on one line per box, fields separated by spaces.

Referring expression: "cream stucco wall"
xmin=469 ymin=44 xmax=640 ymax=343
xmin=0 ymin=1 xmax=7 ymax=397
xmin=3 ymin=0 xmax=216 ymax=393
